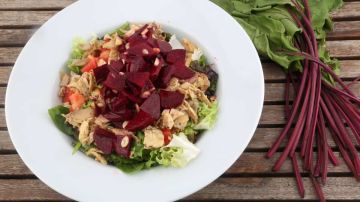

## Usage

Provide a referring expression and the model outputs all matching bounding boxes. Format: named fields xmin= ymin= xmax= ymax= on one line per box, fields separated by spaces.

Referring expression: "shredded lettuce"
xmin=165 ymin=133 xmax=200 ymax=167
xmin=195 ymin=101 xmax=218 ymax=130
xmin=112 ymin=22 xmax=131 ymax=37
xmin=72 ymin=141 xmax=82 ymax=155
xmin=67 ymin=37 xmax=86 ymax=74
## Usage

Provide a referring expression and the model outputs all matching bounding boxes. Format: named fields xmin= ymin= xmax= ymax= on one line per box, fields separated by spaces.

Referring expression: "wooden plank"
xmin=0 ymin=0 xmax=75 ymax=9
xmin=0 ymin=179 xmax=69 ymax=201
xmin=0 ymin=152 xmax=350 ymax=177
xmin=187 ymin=177 xmax=360 ymax=200
xmin=0 ymin=29 xmax=35 ymax=45
xmin=332 ymin=2 xmax=360 ymax=20
xmin=0 ymin=66 xmax=11 ymax=84
xmin=0 ymin=108 xmax=6 ymax=127
xmin=265 ymin=82 xmax=360 ymax=102
xmin=262 ymin=60 xmax=360 ymax=81
xmin=1 ymin=177 xmax=359 ymax=200
xmin=0 ymin=131 xmax=14 ymax=151
xmin=327 ymin=40 xmax=360 ymax=59
xmin=0 ymin=47 xmax=21 ymax=64
xmin=329 ymin=21 xmax=360 ymax=40
xmin=0 ymin=11 xmax=57 ymax=27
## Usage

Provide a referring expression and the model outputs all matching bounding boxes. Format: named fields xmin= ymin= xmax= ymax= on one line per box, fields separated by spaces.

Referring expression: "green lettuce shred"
xmin=195 ymin=101 xmax=218 ymax=130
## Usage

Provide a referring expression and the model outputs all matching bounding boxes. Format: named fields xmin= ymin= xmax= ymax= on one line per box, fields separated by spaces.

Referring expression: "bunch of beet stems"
xmin=265 ymin=0 xmax=360 ymax=201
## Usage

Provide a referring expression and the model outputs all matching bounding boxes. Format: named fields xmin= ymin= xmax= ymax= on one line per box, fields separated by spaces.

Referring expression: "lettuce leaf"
xmin=112 ymin=22 xmax=131 ymax=37
xmin=195 ymin=101 xmax=218 ymax=130
xmin=48 ymin=105 xmax=76 ymax=136
xmin=67 ymin=37 xmax=86 ymax=74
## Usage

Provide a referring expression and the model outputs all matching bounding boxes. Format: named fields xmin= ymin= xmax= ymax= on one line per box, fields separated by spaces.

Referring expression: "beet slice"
xmin=113 ymin=135 xmax=133 ymax=158
xmin=125 ymin=110 xmax=155 ymax=131
xmin=166 ymin=49 xmax=186 ymax=64
xmin=173 ymin=64 xmax=195 ymax=79
xmin=102 ymin=108 xmax=134 ymax=122
xmin=111 ymin=94 xmax=128 ymax=112
xmin=93 ymin=64 xmax=109 ymax=84
xmin=102 ymin=112 xmax=124 ymax=122
xmin=93 ymin=127 xmax=115 ymax=154
xmin=157 ymin=40 xmax=172 ymax=53
xmin=127 ymin=72 xmax=150 ymax=88
xmin=140 ymin=93 xmax=160 ymax=119
xmin=140 ymin=80 xmax=155 ymax=98
xmin=149 ymin=56 xmax=164 ymax=81
xmin=108 ymin=60 xmax=124 ymax=72
xmin=158 ymin=65 xmax=177 ymax=88
xmin=104 ymin=72 xmax=126 ymax=91
xmin=128 ymin=42 xmax=155 ymax=56
xmin=127 ymin=55 xmax=147 ymax=72
xmin=122 ymin=91 xmax=144 ymax=104
xmin=159 ymin=90 xmax=185 ymax=109
xmin=127 ymin=24 xmax=148 ymax=42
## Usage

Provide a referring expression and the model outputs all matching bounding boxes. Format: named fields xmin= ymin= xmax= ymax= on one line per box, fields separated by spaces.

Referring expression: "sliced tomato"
xmin=81 ymin=55 xmax=98 ymax=72
xmin=162 ymin=128 xmax=172 ymax=145
xmin=68 ymin=91 xmax=85 ymax=111
xmin=62 ymin=87 xmax=74 ymax=103
xmin=99 ymin=49 xmax=110 ymax=61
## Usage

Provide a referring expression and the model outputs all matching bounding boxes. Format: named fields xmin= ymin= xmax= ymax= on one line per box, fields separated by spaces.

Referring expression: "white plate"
xmin=5 ymin=0 xmax=264 ymax=201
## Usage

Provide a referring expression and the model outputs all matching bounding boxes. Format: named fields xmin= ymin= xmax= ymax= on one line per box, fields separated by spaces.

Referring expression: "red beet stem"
xmin=311 ymin=176 xmax=325 ymax=202
xmin=291 ymin=156 xmax=305 ymax=198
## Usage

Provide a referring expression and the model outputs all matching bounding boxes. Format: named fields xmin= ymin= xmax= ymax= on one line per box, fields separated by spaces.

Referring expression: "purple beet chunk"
xmin=111 ymin=94 xmax=128 ymax=112
xmin=122 ymin=91 xmax=144 ymax=104
xmin=93 ymin=127 xmax=115 ymax=154
xmin=147 ymin=37 xmax=158 ymax=48
xmin=140 ymin=93 xmax=160 ymax=119
xmin=127 ymin=82 xmax=141 ymax=96
xmin=149 ymin=56 xmax=164 ymax=81
xmin=140 ymin=80 xmax=155 ymax=98
xmin=104 ymin=72 xmax=126 ymax=91
xmin=113 ymin=135 xmax=133 ymax=158
xmin=93 ymin=64 xmax=109 ymax=84
xmin=109 ymin=60 xmax=124 ymax=72
xmin=173 ymin=64 xmax=195 ymax=79
xmin=158 ymin=65 xmax=176 ymax=88
xmin=127 ymin=55 xmax=147 ymax=72
xmin=128 ymin=42 xmax=155 ymax=56
xmin=125 ymin=110 xmax=155 ymax=131
xmin=102 ymin=112 xmax=124 ymax=122
xmin=127 ymin=72 xmax=150 ymax=88
xmin=127 ymin=24 xmax=148 ymax=42
xmin=159 ymin=90 xmax=185 ymax=109
xmin=166 ymin=49 xmax=186 ymax=64
xmin=157 ymin=40 xmax=172 ymax=53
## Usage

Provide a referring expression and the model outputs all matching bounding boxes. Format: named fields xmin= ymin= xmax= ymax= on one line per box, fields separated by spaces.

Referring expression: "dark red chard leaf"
xmin=125 ymin=110 xmax=155 ymax=131
xmin=157 ymin=40 xmax=172 ymax=53
xmin=166 ymin=49 xmax=186 ymax=64
xmin=104 ymin=72 xmax=126 ymax=91
xmin=140 ymin=93 xmax=160 ymax=119
xmin=93 ymin=64 xmax=109 ymax=84
xmin=158 ymin=65 xmax=177 ymax=88
xmin=173 ymin=63 xmax=195 ymax=79
xmin=108 ymin=60 xmax=124 ymax=72
xmin=93 ymin=127 xmax=115 ymax=154
xmin=159 ymin=90 xmax=185 ymax=109
xmin=113 ymin=135 xmax=133 ymax=158
xmin=127 ymin=72 xmax=150 ymax=88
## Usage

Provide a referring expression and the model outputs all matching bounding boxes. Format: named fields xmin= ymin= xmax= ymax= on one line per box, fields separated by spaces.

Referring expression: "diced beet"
xmin=126 ymin=24 xmax=148 ymax=42
xmin=113 ymin=135 xmax=133 ymax=158
xmin=93 ymin=127 xmax=115 ymax=154
xmin=140 ymin=80 xmax=155 ymax=98
xmin=149 ymin=56 xmax=164 ymax=80
xmin=140 ymin=93 xmax=160 ymax=119
xmin=157 ymin=40 xmax=172 ymax=53
xmin=127 ymin=82 xmax=141 ymax=96
xmin=127 ymin=72 xmax=150 ymax=88
xmin=104 ymin=72 xmax=126 ymax=91
xmin=122 ymin=91 xmax=144 ymax=104
xmin=158 ymin=65 xmax=176 ymax=88
xmin=128 ymin=42 xmax=155 ymax=56
xmin=102 ymin=112 xmax=124 ymax=122
xmin=147 ymin=37 xmax=158 ymax=48
xmin=111 ymin=94 xmax=128 ymax=112
xmin=103 ymin=108 xmax=134 ymax=122
xmin=93 ymin=64 xmax=109 ymax=84
xmin=127 ymin=55 xmax=147 ymax=72
xmin=159 ymin=90 xmax=185 ymax=109
xmin=109 ymin=60 xmax=124 ymax=72
xmin=125 ymin=110 xmax=155 ymax=131
xmin=166 ymin=49 xmax=186 ymax=64
xmin=173 ymin=63 xmax=195 ymax=79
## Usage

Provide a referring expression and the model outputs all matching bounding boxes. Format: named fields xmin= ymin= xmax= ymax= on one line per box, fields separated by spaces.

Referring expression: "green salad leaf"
xmin=113 ymin=22 xmax=131 ymax=37
xmin=48 ymin=105 xmax=76 ymax=136
xmin=150 ymin=147 xmax=184 ymax=168
xmin=72 ymin=141 xmax=82 ymax=155
xmin=195 ymin=101 xmax=218 ymax=130
xmin=210 ymin=0 xmax=342 ymax=72
xmin=107 ymin=154 xmax=147 ymax=173
xmin=67 ymin=37 xmax=86 ymax=74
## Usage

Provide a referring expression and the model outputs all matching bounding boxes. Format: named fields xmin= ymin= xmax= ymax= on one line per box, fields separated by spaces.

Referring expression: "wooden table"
xmin=0 ymin=0 xmax=359 ymax=201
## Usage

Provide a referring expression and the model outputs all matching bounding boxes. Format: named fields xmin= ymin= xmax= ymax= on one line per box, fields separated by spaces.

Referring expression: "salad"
xmin=48 ymin=22 xmax=218 ymax=173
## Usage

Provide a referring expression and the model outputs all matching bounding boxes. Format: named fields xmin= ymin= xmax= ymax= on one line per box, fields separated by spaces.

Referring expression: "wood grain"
xmin=332 ymin=2 xmax=360 ymax=20
xmin=262 ymin=60 xmax=360 ymax=81
xmin=0 ymin=131 xmax=13 ymax=151
xmin=187 ymin=177 xmax=360 ymax=200
xmin=0 ymin=177 xmax=359 ymax=200
xmin=0 ymin=0 xmax=75 ymax=9
xmin=0 ymin=11 xmax=57 ymax=27
xmin=0 ymin=29 xmax=35 ymax=45
xmin=0 ymin=109 xmax=6 ymax=127
xmin=0 ymin=66 xmax=11 ymax=84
